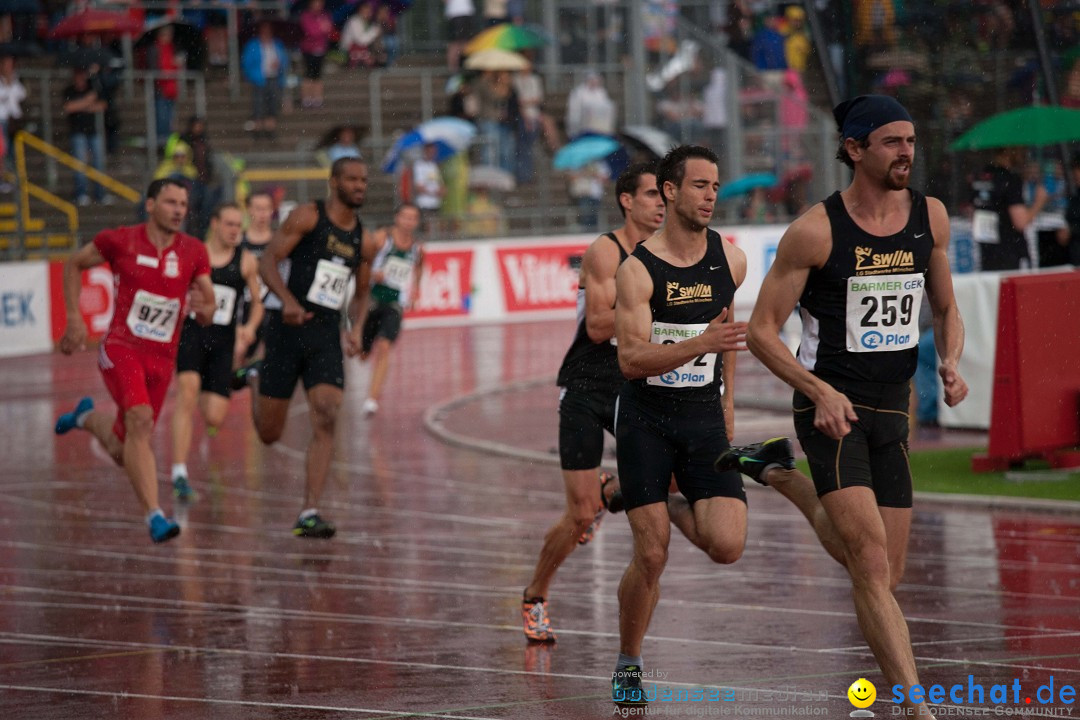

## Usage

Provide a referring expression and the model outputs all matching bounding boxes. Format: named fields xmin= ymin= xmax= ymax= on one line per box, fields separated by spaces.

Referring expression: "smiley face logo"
xmin=847 ymin=678 xmax=877 ymax=709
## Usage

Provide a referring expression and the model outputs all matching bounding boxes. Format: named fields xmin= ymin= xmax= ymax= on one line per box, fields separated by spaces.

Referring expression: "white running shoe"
xmin=362 ymin=398 xmax=378 ymax=415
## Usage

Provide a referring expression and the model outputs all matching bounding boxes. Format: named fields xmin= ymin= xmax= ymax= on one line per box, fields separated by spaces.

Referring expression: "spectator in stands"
xmin=565 ymin=71 xmax=615 ymax=139
xmin=178 ymin=115 xmax=220 ymax=239
xmin=376 ymin=4 xmax=399 ymax=68
xmin=153 ymin=141 xmax=198 ymax=185
xmin=299 ymin=0 xmax=334 ymax=109
xmin=783 ymin=5 xmax=811 ymax=74
xmin=444 ymin=0 xmax=475 ymax=71
xmin=463 ymin=186 xmax=505 ymax=237
xmin=482 ymin=0 xmax=509 ymax=28
xmin=0 ymin=51 xmax=26 ymax=181
xmin=411 ymin=142 xmax=446 ymax=219
xmin=147 ymin=25 xmax=179 ymax=151
xmin=512 ymin=60 xmax=547 ymax=184
xmin=318 ymin=124 xmax=363 ymax=165
xmin=750 ymin=13 xmax=788 ymax=76
xmin=1059 ymin=156 xmax=1080 ymax=267
xmin=341 ymin=2 xmax=384 ymax=69
xmin=62 ymin=67 xmax=108 ymax=207
xmin=1062 ymin=60 xmax=1080 ymax=110
xmin=474 ymin=69 xmax=516 ymax=173
xmin=657 ymin=86 xmax=704 ymax=145
xmin=568 ymin=160 xmax=607 ymax=231
xmin=971 ymin=146 xmax=1048 ymax=271
xmin=241 ymin=19 xmax=289 ymax=141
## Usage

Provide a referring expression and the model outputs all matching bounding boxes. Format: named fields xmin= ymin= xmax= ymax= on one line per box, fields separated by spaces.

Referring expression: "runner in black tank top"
xmin=171 ymin=204 xmax=264 ymax=500
xmin=247 ymin=157 xmax=375 ymax=540
xmin=522 ymin=164 xmax=665 ymax=644
xmin=609 ymin=146 xmax=755 ymax=705
xmin=744 ymin=96 xmax=968 ymax=720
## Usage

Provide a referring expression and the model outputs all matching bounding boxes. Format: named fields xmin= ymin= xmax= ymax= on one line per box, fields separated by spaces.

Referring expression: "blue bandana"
xmin=833 ymin=95 xmax=913 ymax=141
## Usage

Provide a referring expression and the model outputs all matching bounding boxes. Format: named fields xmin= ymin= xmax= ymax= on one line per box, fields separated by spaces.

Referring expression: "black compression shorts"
xmin=558 ymin=386 xmax=617 ymax=471
xmin=259 ymin=311 xmax=344 ymax=399
xmin=361 ymin=302 xmax=404 ymax=354
xmin=793 ymin=378 xmax=913 ymax=508
xmin=176 ymin=319 xmax=234 ymax=399
xmin=615 ymin=386 xmax=745 ymax=512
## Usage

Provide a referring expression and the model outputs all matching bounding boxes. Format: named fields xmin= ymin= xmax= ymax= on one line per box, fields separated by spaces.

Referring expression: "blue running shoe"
xmin=55 ymin=396 xmax=93 ymax=435
xmin=612 ymin=665 xmax=649 ymax=705
xmin=173 ymin=475 xmax=196 ymax=502
xmin=149 ymin=514 xmax=181 ymax=543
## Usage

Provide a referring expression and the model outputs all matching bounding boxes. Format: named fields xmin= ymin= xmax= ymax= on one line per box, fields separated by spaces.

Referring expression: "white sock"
xmin=298 ymin=507 xmax=318 ymax=520
xmin=172 ymin=463 xmax=188 ymax=480
xmin=75 ymin=409 xmax=92 ymax=428
xmin=146 ymin=508 xmax=164 ymax=526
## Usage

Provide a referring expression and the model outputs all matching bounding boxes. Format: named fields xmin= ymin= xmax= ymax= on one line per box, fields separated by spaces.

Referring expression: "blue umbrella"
xmin=381 ymin=132 xmax=456 ymax=173
xmin=553 ymin=135 xmax=622 ymax=171
xmin=719 ymin=173 xmax=778 ymax=200
xmin=416 ymin=116 xmax=477 ymax=150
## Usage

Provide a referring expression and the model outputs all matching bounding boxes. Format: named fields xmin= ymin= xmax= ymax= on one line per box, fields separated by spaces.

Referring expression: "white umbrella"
xmin=463 ymin=48 xmax=530 ymax=72
xmin=469 ymin=166 xmax=516 ymax=192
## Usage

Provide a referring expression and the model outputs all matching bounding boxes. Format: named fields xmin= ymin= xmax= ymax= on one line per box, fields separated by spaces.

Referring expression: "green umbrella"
xmin=949 ymin=106 xmax=1080 ymax=151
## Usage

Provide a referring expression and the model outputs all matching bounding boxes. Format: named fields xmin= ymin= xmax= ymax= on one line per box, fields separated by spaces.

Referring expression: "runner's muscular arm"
xmin=236 ymin=249 xmax=264 ymax=352
xmin=58 ymin=242 xmax=107 ymax=354
xmin=345 ymin=229 xmax=379 ymax=357
xmin=370 ymin=228 xmax=389 ymax=285
xmin=615 ymin=256 xmax=747 ymax=380
xmin=925 ymin=197 xmax=968 ymax=407
xmin=720 ymin=240 xmax=748 ymax=441
xmin=260 ymin=203 xmax=318 ymax=326
xmin=582 ymin=235 xmax=620 ymax=343
xmin=189 ymin=272 xmax=216 ymax=327
xmin=746 ymin=206 xmax=858 ymax=440
xmin=408 ymin=245 xmax=424 ymax=311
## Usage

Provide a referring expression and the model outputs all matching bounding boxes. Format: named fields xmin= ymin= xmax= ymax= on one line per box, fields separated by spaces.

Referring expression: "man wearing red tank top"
xmin=55 ymin=179 xmax=215 ymax=544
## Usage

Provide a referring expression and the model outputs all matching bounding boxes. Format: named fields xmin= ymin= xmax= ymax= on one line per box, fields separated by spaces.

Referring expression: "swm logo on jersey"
xmin=665 ymin=280 xmax=713 ymax=306
xmin=854 ymin=246 xmax=915 ymax=276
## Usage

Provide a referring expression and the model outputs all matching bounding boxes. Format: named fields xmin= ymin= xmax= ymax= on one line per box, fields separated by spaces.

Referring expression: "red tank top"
xmin=93 ymin=224 xmax=210 ymax=357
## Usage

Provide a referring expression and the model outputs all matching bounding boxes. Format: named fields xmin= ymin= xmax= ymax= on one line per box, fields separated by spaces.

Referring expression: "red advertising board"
xmin=405 ymin=248 xmax=474 ymax=319
xmin=48 ymin=260 xmax=115 ymax=343
xmin=495 ymin=243 xmax=586 ymax=314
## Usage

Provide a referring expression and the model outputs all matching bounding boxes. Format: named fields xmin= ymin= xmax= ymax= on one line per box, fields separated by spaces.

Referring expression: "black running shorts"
xmin=361 ymin=302 xmax=404 ymax=355
xmin=793 ymin=378 xmax=913 ymax=508
xmin=558 ymin=386 xmax=617 ymax=471
xmin=615 ymin=386 xmax=745 ymax=511
xmin=176 ymin=319 xmax=234 ymax=399
xmin=259 ymin=311 xmax=345 ymax=399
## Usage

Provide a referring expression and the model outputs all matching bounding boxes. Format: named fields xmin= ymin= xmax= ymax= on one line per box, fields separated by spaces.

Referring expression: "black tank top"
xmin=556 ymin=233 xmax=629 ymax=394
xmin=285 ymin=200 xmax=364 ymax=322
xmin=627 ymin=229 xmax=737 ymax=405
xmin=796 ymin=190 xmax=933 ymax=385
xmin=240 ymin=231 xmax=271 ymax=258
xmin=184 ymin=245 xmax=244 ymax=340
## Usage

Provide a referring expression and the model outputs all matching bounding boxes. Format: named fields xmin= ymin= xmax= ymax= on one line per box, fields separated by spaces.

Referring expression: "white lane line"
xmin=0 ymin=685 xmax=497 ymax=719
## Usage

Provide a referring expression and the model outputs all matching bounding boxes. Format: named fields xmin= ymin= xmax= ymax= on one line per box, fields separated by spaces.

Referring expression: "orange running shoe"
xmin=521 ymin=595 xmax=557 ymax=643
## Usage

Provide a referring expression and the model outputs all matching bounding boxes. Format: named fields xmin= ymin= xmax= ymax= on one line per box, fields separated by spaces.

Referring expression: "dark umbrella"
xmin=49 ymin=9 xmax=142 ymax=39
xmin=135 ymin=20 xmax=207 ymax=71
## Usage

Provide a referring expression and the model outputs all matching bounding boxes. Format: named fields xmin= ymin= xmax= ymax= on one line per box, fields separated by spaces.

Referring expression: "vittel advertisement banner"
xmin=495 ymin=243 xmax=587 ymax=314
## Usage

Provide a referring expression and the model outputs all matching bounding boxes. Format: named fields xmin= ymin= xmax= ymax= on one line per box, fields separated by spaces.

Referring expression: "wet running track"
xmin=1 ymin=321 xmax=1077 ymax=719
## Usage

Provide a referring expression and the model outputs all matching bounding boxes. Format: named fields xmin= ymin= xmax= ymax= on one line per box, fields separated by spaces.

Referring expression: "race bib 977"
xmin=126 ymin=290 xmax=180 ymax=343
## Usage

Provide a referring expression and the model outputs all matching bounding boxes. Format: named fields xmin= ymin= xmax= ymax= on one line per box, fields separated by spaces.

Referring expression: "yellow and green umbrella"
xmin=464 ymin=23 xmax=548 ymax=55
